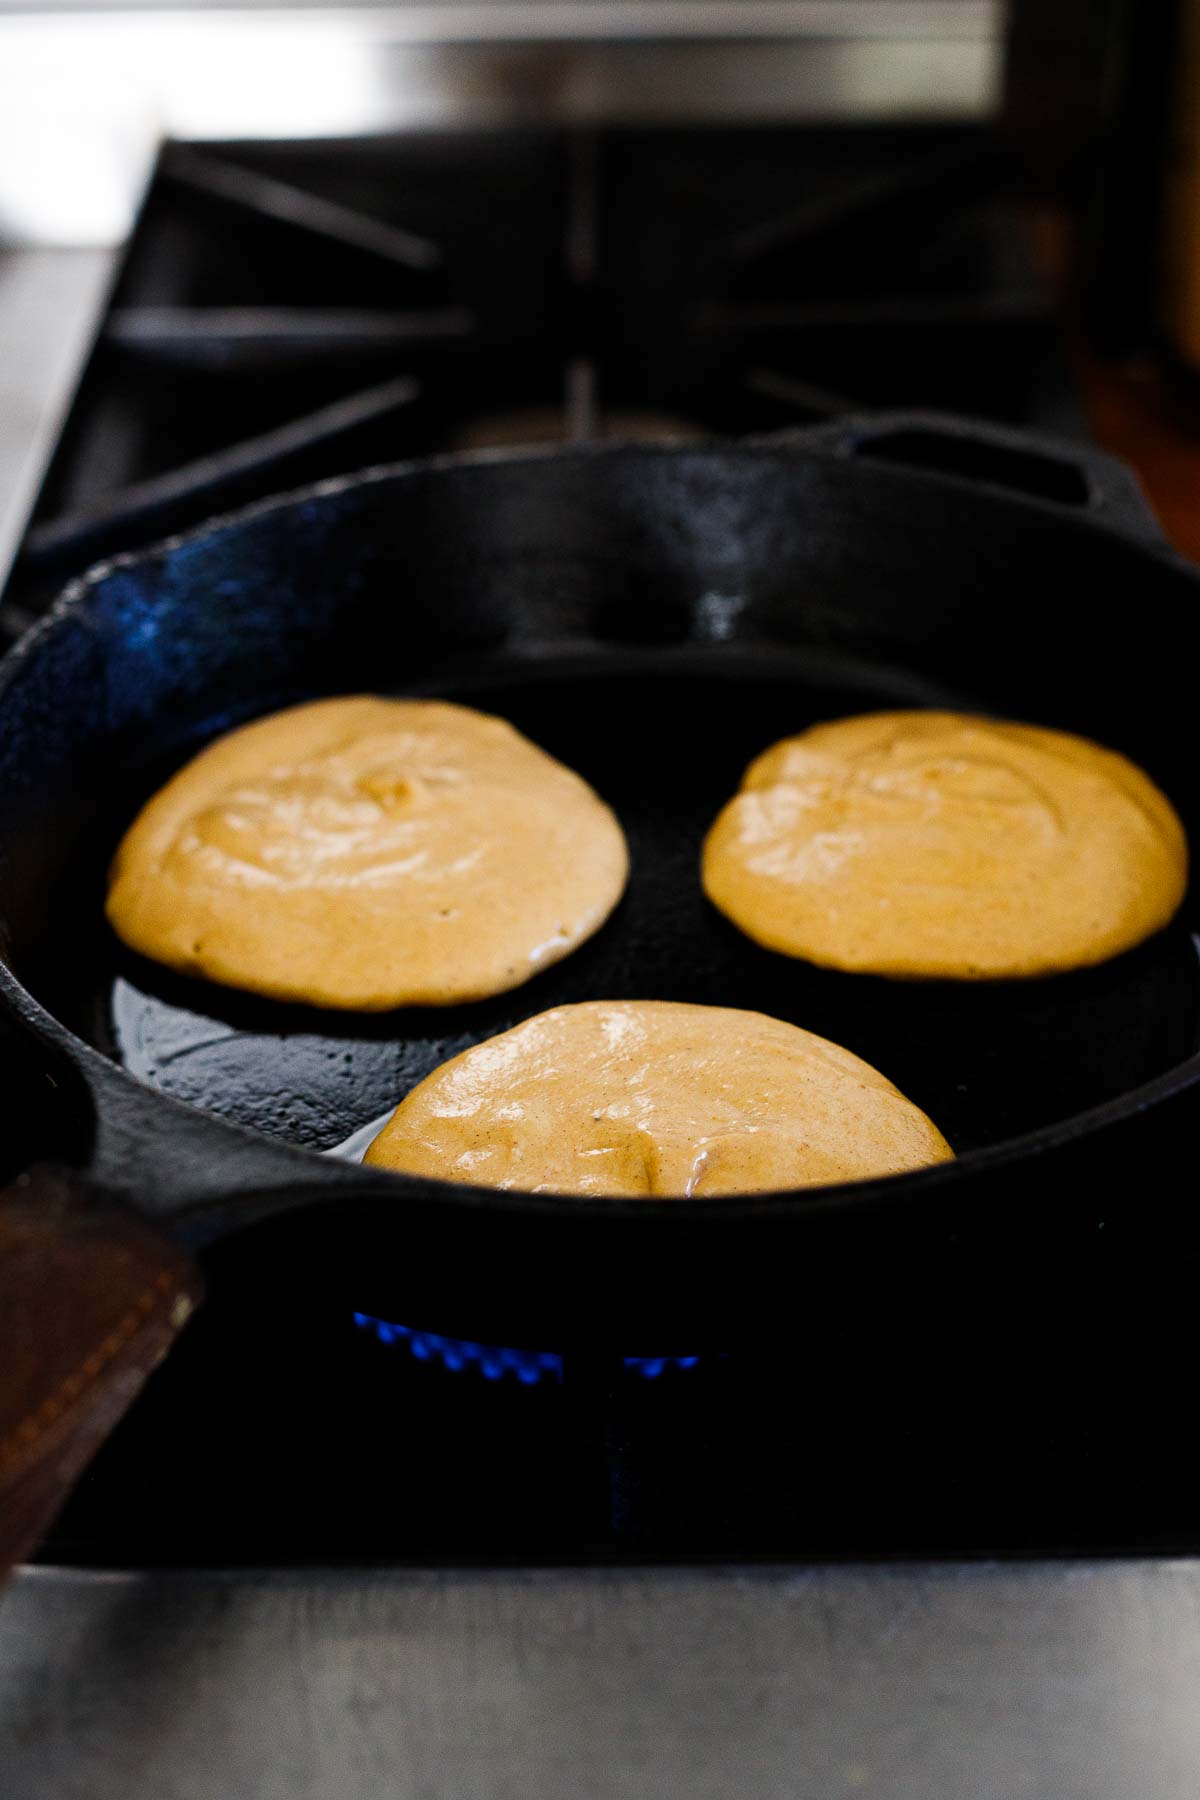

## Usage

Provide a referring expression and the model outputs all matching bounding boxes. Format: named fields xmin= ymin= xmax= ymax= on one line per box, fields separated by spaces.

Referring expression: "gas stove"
xmin=0 ymin=120 xmax=1103 ymax=1573
xmin=5 ymin=106 xmax=1200 ymax=1800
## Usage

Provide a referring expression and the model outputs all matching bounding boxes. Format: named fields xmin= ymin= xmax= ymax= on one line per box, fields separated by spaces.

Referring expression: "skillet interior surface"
xmin=2 ymin=437 xmax=1199 ymax=1196
xmin=38 ymin=648 xmax=1200 ymax=1165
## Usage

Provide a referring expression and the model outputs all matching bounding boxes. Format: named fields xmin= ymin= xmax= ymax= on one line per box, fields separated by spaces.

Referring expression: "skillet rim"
xmin=2 ymin=431 xmax=1199 ymax=1229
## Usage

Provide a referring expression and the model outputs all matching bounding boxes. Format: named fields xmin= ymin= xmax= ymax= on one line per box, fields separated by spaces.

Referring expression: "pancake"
xmin=363 ymin=999 xmax=954 ymax=1194
xmin=702 ymin=710 xmax=1187 ymax=980
xmin=107 ymin=696 xmax=629 ymax=1009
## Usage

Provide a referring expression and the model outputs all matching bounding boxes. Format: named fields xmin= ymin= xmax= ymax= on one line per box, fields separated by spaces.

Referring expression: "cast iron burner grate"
xmin=2 ymin=123 xmax=1077 ymax=626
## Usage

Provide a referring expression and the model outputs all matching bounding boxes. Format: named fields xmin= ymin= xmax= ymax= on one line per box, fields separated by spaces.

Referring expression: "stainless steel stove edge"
xmin=3 ymin=1555 xmax=1200 ymax=1799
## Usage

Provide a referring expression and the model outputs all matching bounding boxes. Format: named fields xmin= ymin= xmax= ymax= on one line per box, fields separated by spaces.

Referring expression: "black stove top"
xmin=36 ymin=1229 xmax=1200 ymax=1568
xmin=9 ymin=123 xmax=1155 ymax=1573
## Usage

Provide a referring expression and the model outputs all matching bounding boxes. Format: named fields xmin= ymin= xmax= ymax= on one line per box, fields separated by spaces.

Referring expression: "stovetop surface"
xmin=36 ymin=1251 xmax=1200 ymax=1568
xmin=9 ymin=1557 xmax=1200 ymax=1800
xmin=5 ymin=121 xmax=1154 ymax=1575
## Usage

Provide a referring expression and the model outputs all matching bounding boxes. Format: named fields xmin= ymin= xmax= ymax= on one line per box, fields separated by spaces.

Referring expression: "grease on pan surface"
xmin=364 ymin=1000 xmax=954 ymax=1195
xmin=702 ymin=711 xmax=1188 ymax=980
xmin=107 ymin=697 xmax=629 ymax=1009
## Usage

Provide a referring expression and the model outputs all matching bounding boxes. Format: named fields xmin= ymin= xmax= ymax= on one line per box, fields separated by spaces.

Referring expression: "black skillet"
xmin=2 ymin=411 xmax=1200 ymax=1374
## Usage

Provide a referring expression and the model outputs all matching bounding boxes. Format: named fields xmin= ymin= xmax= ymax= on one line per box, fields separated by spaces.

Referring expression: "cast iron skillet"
xmin=2 ymin=412 xmax=1199 ymax=1353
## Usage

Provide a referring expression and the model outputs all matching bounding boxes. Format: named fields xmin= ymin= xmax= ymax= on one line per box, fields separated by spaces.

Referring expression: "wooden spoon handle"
xmin=0 ymin=1165 xmax=203 ymax=1576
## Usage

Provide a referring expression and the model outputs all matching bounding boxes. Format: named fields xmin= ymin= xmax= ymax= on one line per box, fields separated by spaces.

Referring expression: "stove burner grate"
xmin=1 ymin=125 xmax=1076 ymax=626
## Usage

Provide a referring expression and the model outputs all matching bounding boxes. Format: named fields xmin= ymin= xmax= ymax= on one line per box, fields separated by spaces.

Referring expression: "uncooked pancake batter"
xmin=107 ymin=697 xmax=628 ymax=1008
xmin=702 ymin=710 xmax=1187 ymax=979
xmin=363 ymin=1000 xmax=954 ymax=1194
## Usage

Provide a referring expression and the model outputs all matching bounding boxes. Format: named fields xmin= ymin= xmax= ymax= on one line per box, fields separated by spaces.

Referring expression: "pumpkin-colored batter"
xmin=363 ymin=1000 xmax=954 ymax=1194
xmin=702 ymin=710 xmax=1187 ymax=980
xmin=107 ymin=697 xmax=628 ymax=1009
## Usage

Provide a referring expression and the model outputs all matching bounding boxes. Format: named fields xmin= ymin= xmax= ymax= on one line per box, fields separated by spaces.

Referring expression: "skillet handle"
xmin=756 ymin=408 xmax=1166 ymax=545
xmin=0 ymin=1165 xmax=202 ymax=1577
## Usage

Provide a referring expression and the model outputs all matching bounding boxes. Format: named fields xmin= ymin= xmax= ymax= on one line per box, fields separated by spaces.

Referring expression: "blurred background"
xmin=2 ymin=0 xmax=1198 ymax=620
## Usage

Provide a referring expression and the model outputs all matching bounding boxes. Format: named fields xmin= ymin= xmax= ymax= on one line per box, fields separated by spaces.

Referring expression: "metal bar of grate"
xmin=19 ymin=373 xmax=421 ymax=577
xmin=163 ymin=145 xmax=443 ymax=274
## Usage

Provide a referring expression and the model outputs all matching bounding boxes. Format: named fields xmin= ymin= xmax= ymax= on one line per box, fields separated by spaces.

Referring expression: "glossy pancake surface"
xmin=107 ymin=697 xmax=628 ymax=1009
xmin=364 ymin=999 xmax=954 ymax=1195
xmin=702 ymin=710 xmax=1187 ymax=980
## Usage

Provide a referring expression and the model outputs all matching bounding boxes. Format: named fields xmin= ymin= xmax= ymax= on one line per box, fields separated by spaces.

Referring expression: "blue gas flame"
xmin=352 ymin=1312 xmax=700 ymax=1383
